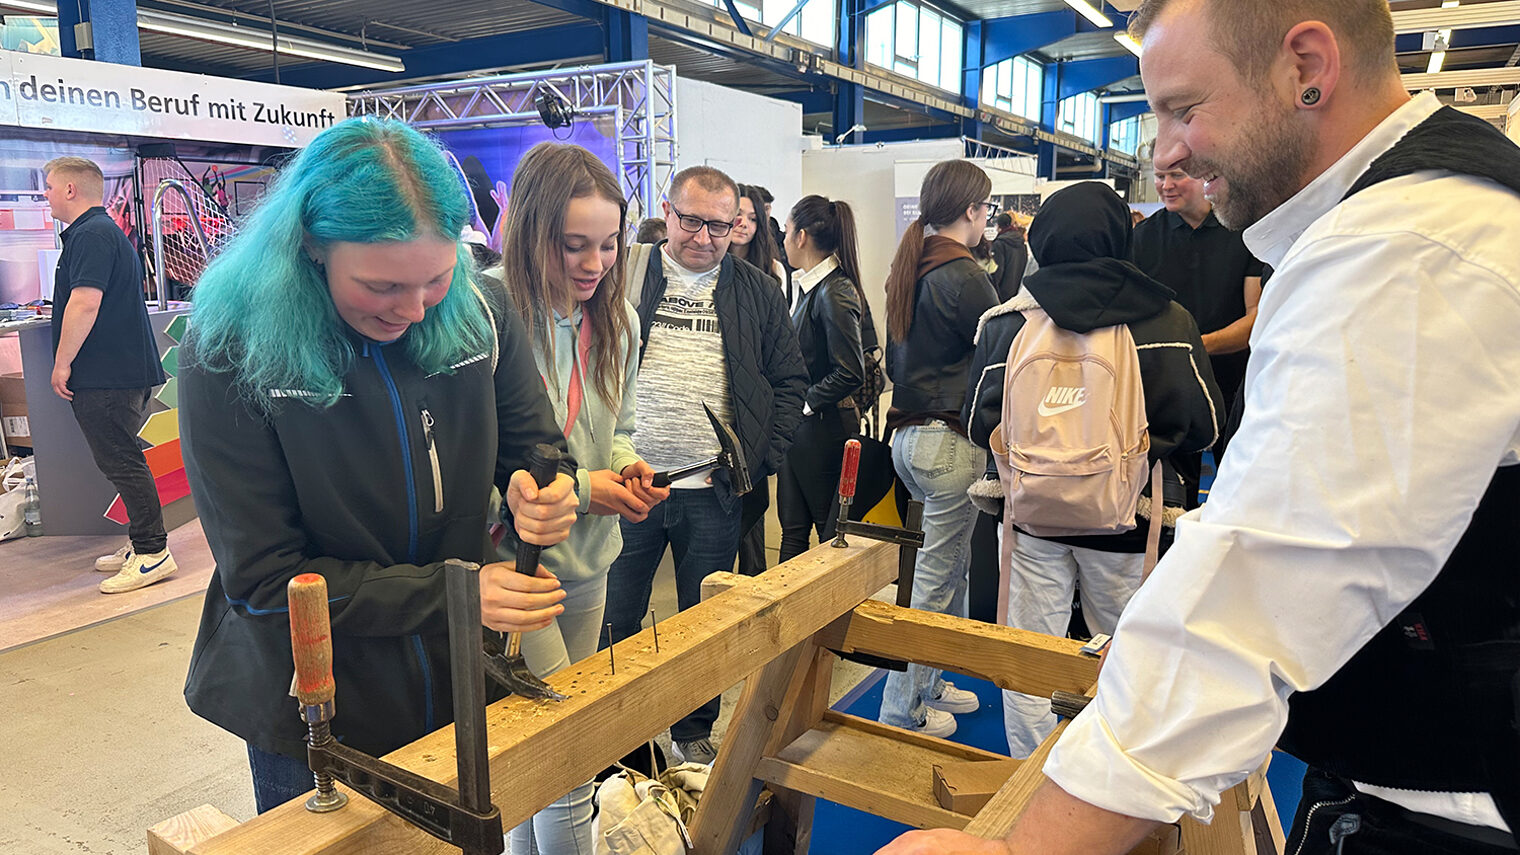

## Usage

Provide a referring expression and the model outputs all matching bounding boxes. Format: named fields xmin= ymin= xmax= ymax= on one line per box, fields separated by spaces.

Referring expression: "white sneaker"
xmin=912 ymin=707 xmax=958 ymax=739
xmin=95 ymin=545 xmax=132 ymax=573
xmin=100 ymin=549 xmax=177 ymax=594
xmin=925 ymin=682 xmax=981 ymax=714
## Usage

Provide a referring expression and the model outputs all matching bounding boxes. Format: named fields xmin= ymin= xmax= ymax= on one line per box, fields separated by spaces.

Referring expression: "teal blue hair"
xmin=189 ymin=116 xmax=494 ymax=410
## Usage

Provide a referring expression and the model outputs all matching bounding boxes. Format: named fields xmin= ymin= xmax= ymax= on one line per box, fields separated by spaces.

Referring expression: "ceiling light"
xmin=1427 ymin=48 xmax=1447 ymax=74
xmin=1098 ymin=92 xmax=1148 ymax=103
xmin=0 ymin=0 xmax=404 ymax=72
xmin=1063 ymin=0 xmax=1113 ymax=28
xmin=1429 ymin=1 xmax=1457 ymax=74
xmin=1114 ymin=32 xmax=1141 ymax=56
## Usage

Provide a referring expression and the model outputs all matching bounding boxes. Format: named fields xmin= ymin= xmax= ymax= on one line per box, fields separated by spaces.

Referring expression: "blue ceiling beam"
xmin=771 ymin=88 xmax=836 ymax=113
xmin=240 ymin=23 xmax=604 ymax=88
xmin=522 ymin=0 xmax=607 ymax=21
xmin=1395 ymin=23 xmax=1520 ymax=53
xmin=982 ymin=11 xmax=1096 ymax=66
xmin=861 ymin=123 xmax=959 ymax=143
xmin=1108 ymin=100 xmax=1151 ymax=123
xmin=1057 ymin=55 xmax=1139 ymax=100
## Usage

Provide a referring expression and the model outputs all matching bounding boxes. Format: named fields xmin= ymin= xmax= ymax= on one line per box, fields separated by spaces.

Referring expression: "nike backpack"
xmin=991 ymin=307 xmax=1150 ymax=537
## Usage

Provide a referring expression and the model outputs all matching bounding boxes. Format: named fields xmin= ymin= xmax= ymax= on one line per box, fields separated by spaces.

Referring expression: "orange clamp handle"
xmin=838 ymin=439 xmax=861 ymax=500
xmin=288 ymin=573 xmax=336 ymax=707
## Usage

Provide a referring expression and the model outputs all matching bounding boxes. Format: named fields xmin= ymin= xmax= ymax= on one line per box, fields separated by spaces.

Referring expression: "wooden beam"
xmin=763 ymin=646 xmax=836 ymax=855
xmin=174 ymin=541 xmax=899 ymax=855
xmin=755 ymin=711 xmax=1014 ymax=831
xmin=816 ymin=598 xmax=1100 ymax=700
xmin=147 ymin=805 xmax=239 ymax=855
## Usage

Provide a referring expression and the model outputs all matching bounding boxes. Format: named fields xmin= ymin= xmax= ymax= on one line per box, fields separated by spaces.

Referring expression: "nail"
xmin=651 ymin=609 xmax=660 ymax=653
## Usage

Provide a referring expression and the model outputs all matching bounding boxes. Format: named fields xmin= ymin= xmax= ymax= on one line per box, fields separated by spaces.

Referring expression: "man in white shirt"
xmin=877 ymin=0 xmax=1520 ymax=853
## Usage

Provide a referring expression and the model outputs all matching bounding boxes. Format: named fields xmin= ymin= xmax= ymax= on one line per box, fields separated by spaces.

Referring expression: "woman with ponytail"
xmin=777 ymin=194 xmax=875 ymax=560
xmin=179 ymin=117 xmax=579 ymax=813
xmin=880 ymin=159 xmax=1001 ymax=738
xmin=491 ymin=141 xmax=669 ymax=853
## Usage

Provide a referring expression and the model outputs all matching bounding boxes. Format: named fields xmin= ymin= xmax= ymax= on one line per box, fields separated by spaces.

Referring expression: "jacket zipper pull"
xmin=421 ymin=406 xmax=444 ymax=514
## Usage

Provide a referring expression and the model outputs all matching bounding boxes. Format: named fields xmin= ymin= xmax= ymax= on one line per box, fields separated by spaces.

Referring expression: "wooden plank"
xmin=815 ymin=598 xmax=1100 ymax=699
xmin=689 ymin=641 xmax=812 ymax=855
xmin=147 ymin=805 xmax=239 ymax=855
xmin=961 ymin=718 xmax=1071 ymax=838
xmin=754 ymin=712 xmax=1011 ymax=830
xmin=765 ymin=646 xmax=840 ymax=855
xmin=180 ymin=540 xmax=899 ymax=855
xmin=1253 ymin=783 xmax=1286 ymax=855
xmin=819 ymin=710 xmax=1012 ymax=763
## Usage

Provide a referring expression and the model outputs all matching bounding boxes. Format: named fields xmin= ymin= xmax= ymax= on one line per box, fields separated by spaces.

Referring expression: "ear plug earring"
xmin=1301 ymin=87 xmax=1322 ymax=106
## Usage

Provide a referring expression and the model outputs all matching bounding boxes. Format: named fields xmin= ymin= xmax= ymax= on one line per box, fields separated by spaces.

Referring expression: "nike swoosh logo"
xmin=140 ymin=556 xmax=169 ymax=574
xmin=1037 ymin=401 xmax=1085 ymax=417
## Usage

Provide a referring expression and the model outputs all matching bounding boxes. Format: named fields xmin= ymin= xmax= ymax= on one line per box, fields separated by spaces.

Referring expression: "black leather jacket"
xmin=792 ymin=268 xmax=868 ymax=412
xmin=886 ymin=256 xmax=999 ymax=416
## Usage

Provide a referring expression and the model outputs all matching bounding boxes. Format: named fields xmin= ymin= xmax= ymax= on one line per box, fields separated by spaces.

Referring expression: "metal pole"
xmin=150 ymin=179 xmax=214 ymax=310
xmin=444 ymin=560 xmax=491 ymax=814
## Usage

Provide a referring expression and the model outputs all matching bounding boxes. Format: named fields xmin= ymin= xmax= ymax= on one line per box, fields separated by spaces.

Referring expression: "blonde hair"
xmin=44 ymin=156 xmax=105 ymax=201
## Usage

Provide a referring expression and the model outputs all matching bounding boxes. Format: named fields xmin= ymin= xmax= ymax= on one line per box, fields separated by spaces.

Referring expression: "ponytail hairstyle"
xmin=788 ymin=194 xmax=865 ymax=306
xmin=189 ymin=117 xmax=493 ymax=412
xmin=499 ymin=142 xmax=631 ymax=408
xmin=731 ymin=184 xmax=783 ymax=286
xmin=884 ymin=159 xmax=992 ymax=342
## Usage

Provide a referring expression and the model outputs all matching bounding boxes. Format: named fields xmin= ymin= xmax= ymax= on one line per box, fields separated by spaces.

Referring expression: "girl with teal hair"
xmin=178 ymin=116 xmax=582 ymax=813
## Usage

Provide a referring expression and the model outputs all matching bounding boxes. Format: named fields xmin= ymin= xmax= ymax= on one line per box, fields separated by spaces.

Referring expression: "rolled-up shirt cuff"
xmin=1044 ymin=707 xmax=1226 ymax=824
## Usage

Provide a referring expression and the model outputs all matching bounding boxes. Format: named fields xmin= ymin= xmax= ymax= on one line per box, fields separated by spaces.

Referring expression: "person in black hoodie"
xmin=988 ymin=212 xmax=1029 ymax=301
xmin=777 ymin=194 xmax=872 ymax=560
xmin=880 ymin=159 xmax=1002 ymax=738
xmin=961 ymin=181 xmax=1222 ymax=758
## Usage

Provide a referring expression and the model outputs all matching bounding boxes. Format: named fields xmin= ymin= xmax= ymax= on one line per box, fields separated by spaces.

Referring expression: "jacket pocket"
xmin=420 ymin=406 xmax=443 ymax=514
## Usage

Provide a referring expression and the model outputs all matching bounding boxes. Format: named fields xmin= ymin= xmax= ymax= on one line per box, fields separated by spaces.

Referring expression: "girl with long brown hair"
xmin=729 ymin=183 xmax=787 ymax=288
xmin=491 ymin=141 xmax=670 ymax=853
xmin=880 ymin=159 xmax=1001 ymax=738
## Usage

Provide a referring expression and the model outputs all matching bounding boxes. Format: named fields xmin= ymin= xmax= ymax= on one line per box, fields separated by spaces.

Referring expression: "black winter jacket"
xmin=886 ymin=251 xmax=1000 ymax=419
xmin=634 ymin=246 xmax=808 ymax=507
xmin=989 ymin=230 xmax=1029 ymax=302
xmin=792 ymin=267 xmax=869 ymax=412
xmin=181 ymin=283 xmax=572 ymax=759
xmin=962 ymin=181 xmax=1223 ymax=552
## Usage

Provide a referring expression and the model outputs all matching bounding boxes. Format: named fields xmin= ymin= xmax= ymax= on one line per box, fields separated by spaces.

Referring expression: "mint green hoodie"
xmin=500 ymin=299 xmax=644 ymax=583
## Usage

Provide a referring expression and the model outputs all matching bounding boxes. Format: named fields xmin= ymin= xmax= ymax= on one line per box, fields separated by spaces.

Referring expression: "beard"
xmin=1193 ymin=101 xmax=1314 ymax=230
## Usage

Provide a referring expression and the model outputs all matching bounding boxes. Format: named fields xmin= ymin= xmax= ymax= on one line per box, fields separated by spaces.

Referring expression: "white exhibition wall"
xmin=675 ymin=77 xmax=804 ymax=218
xmin=801 ymin=138 xmax=963 ymax=347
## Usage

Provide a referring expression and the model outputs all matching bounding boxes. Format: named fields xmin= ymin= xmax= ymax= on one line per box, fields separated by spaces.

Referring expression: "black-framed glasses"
xmin=670 ymin=203 xmax=736 ymax=238
xmin=982 ymin=200 xmax=1001 ymax=221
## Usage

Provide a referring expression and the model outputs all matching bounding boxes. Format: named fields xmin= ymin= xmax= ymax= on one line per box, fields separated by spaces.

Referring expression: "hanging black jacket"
xmin=989 ymin=229 xmax=1029 ymax=302
xmin=634 ymin=246 xmax=808 ymax=508
xmin=181 ymin=282 xmax=572 ymax=760
xmin=962 ymin=182 xmax=1224 ymax=552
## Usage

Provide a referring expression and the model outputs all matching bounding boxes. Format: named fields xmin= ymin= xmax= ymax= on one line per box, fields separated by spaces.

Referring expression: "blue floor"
xmin=807 ymin=670 xmax=1306 ymax=854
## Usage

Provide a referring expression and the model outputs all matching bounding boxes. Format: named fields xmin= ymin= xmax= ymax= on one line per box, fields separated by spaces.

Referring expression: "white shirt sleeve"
xmin=1043 ymin=228 xmax=1520 ymax=823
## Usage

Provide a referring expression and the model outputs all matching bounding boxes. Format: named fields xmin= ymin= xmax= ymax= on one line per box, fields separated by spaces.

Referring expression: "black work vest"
xmin=1277 ymin=107 xmax=1520 ymax=830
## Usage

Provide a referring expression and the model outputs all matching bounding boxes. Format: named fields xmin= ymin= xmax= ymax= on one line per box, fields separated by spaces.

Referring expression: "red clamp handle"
xmin=838 ymin=439 xmax=862 ymax=500
xmin=288 ymin=573 xmax=335 ymax=707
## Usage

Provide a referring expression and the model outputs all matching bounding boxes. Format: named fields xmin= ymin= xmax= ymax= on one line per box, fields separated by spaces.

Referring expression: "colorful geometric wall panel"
xmin=103 ymin=316 xmax=189 ymax=523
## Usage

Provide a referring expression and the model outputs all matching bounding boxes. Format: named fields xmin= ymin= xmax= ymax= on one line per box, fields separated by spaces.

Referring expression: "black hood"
xmin=1024 ymin=182 xmax=1174 ymax=333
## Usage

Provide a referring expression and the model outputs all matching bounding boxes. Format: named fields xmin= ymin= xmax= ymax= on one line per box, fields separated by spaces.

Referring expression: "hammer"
xmin=651 ymin=401 xmax=754 ymax=496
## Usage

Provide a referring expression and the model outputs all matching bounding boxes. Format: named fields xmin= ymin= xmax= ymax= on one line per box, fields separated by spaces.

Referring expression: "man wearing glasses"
xmin=605 ymin=165 xmax=807 ymax=766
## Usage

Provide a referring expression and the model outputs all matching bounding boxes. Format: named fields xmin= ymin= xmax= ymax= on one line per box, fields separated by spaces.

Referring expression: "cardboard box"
xmin=0 ymin=372 xmax=23 ymax=407
xmin=932 ymin=758 xmax=1024 ymax=815
xmin=1127 ymin=824 xmax=1182 ymax=855
xmin=2 ymin=399 xmax=29 ymax=447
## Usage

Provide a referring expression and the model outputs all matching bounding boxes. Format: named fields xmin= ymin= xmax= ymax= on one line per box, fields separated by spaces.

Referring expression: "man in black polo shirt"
xmin=1132 ymin=166 xmax=1262 ymax=501
xmin=43 ymin=157 xmax=175 ymax=594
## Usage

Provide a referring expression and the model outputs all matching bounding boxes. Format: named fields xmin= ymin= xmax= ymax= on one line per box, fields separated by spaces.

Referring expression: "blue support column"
xmin=604 ymin=7 xmax=649 ymax=61
xmin=961 ymin=20 xmax=985 ymax=142
xmin=58 ymin=0 xmax=142 ymax=65
xmin=1038 ymin=62 xmax=1061 ymax=179
xmin=1037 ymin=141 xmax=1058 ymax=179
xmin=833 ymin=80 xmax=864 ymax=143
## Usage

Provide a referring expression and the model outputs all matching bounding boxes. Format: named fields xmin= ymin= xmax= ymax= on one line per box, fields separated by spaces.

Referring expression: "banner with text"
xmin=0 ymin=51 xmax=344 ymax=147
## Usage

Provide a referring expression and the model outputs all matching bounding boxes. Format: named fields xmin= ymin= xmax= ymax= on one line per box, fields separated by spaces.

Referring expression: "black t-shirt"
xmin=1131 ymin=208 xmax=1263 ymax=401
xmin=52 ymin=207 xmax=166 ymax=389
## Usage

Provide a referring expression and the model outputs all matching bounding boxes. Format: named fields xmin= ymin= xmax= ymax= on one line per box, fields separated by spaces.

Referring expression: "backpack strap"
xmin=1142 ymin=459 xmax=1164 ymax=581
xmin=626 ymin=242 xmax=654 ymax=309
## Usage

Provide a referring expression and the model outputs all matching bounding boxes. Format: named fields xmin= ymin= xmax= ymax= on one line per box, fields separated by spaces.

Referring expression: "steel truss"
xmin=348 ymin=60 xmax=678 ymax=219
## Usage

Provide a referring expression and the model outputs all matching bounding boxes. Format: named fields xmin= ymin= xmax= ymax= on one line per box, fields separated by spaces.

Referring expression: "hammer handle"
xmin=513 ymin=443 xmax=564 ymax=577
xmin=288 ymin=573 xmax=335 ymax=707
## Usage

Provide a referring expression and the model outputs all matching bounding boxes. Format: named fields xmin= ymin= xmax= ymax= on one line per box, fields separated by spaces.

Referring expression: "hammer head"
xmin=704 ymin=401 xmax=753 ymax=496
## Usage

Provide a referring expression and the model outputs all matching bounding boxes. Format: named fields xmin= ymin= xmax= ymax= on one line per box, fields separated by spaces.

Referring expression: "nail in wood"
xmin=650 ymin=609 xmax=660 ymax=653
xmin=606 ymin=622 xmax=616 ymax=675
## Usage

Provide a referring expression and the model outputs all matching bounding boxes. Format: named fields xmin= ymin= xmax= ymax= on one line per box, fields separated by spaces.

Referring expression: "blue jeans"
xmin=509 ymin=574 xmax=606 ymax=854
xmin=879 ymin=423 xmax=985 ymax=728
xmin=604 ymin=488 xmax=741 ymax=742
xmin=247 ymin=743 xmax=315 ymax=815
